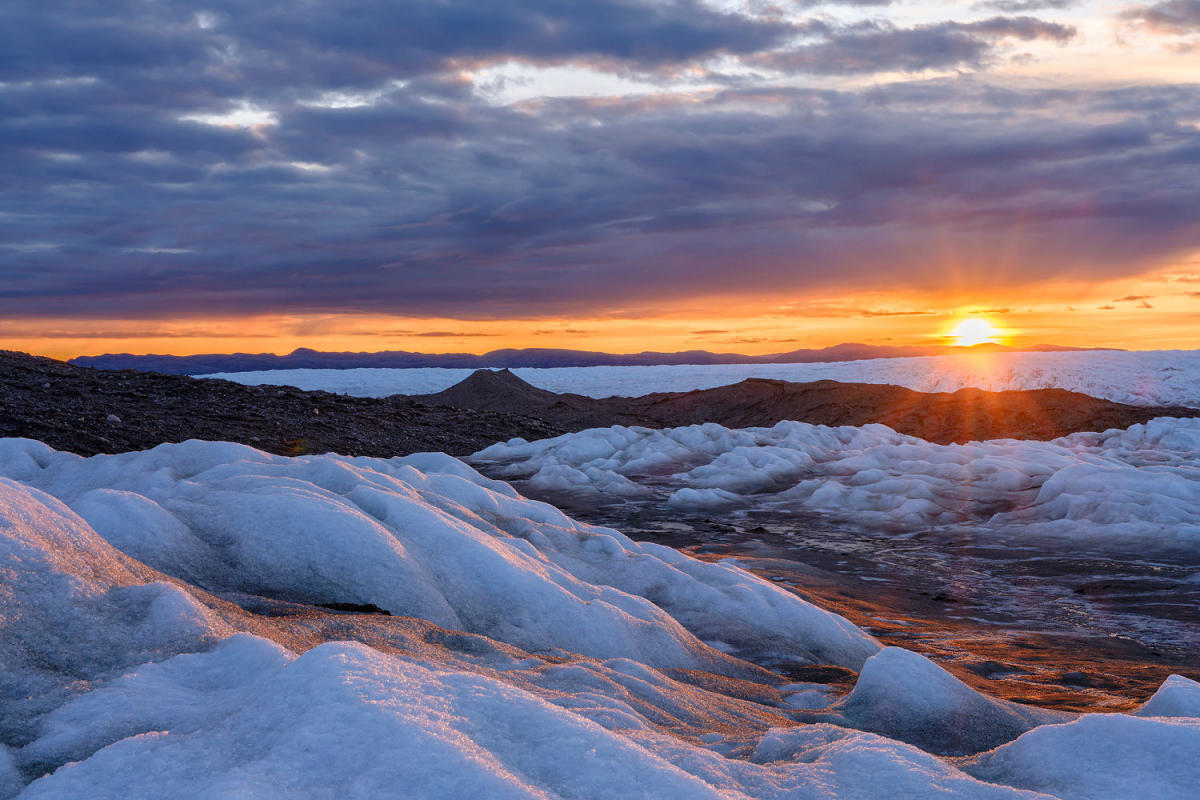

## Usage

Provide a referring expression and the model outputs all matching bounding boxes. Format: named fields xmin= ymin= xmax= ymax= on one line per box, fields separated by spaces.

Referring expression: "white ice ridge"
xmin=473 ymin=417 xmax=1200 ymax=549
xmin=1 ymin=439 xmax=1198 ymax=799
xmin=206 ymin=349 xmax=1200 ymax=407
xmin=0 ymin=438 xmax=878 ymax=674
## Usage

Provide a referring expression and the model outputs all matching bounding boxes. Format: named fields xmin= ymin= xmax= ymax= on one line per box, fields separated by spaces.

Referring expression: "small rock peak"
xmin=455 ymin=368 xmax=536 ymax=391
xmin=425 ymin=368 xmax=556 ymax=411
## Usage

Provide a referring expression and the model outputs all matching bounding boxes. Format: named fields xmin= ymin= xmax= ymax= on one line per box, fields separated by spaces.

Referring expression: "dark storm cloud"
xmin=0 ymin=0 xmax=793 ymax=87
xmin=758 ymin=16 xmax=1075 ymax=74
xmin=975 ymin=0 xmax=1077 ymax=11
xmin=792 ymin=0 xmax=894 ymax=6
xmin=409 ymin=331 xmax=498 ymax=337
xmin=0 ymin=328 xmax=274 ymax=339
xmin=858 ymin=310 xmax=937 ymax=317
xmin=1 ymin=2 xmax=1199 ymax=320
xmin=1123 ymin=1 xmax=1200 ymax=33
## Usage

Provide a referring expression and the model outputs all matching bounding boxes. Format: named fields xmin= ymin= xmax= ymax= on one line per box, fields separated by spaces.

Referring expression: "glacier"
xmin=0 ymin=438 xmax=1197 ymax=798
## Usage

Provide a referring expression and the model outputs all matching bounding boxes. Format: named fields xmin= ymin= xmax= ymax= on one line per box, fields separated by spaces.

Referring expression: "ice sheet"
xmin=206 ymin=349 xmax=1200 ymax=408
xmin=3 ymin=438 xmax=1198 ymax=799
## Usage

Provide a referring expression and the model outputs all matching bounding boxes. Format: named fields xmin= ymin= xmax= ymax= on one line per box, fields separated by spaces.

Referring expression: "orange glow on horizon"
xmin=3 ymin=306 xmax=1197 ymax=362
xmin=4 ymin=264 xmax=1200 ymax=360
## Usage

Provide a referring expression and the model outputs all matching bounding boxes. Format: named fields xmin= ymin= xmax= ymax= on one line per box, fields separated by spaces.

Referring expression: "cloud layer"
xmin=1 ymin=1 xmax=1198 ymax=320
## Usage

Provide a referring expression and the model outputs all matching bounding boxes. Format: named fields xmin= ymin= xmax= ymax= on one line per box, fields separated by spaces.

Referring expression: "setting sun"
xmin=949 ymin=317 xmax=997 ymax=347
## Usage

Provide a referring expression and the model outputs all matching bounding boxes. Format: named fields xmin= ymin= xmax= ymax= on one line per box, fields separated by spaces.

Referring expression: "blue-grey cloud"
xmin=975 ymin=0 xmax=1077 ymax=11
xmin=792 ymin=0 xmax=894 ymax=6
xmin=1123 ymin=1 xmax=1200 ymax=33
xmin=759 ymin=16 xmax=1075 ymax=74
xmin=0 ymin=0 xmax=793 ymax=89
xmin=0 ymin=2 xmax=1197 ymax=321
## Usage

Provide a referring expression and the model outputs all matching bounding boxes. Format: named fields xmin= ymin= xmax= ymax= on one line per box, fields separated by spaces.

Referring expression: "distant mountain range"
xmin=68 ymin=342 xmax=1117 ymax=375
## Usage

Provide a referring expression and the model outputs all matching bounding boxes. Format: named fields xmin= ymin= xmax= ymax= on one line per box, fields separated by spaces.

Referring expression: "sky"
xmin=2 ymin=0 xmax=1199 ymax=358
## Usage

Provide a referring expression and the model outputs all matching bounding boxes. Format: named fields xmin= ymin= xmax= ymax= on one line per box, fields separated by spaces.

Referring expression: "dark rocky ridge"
xmin=1 ymin=351 xmax=1194 ymax=458
xmin=0 ymin=351 xmax=563 ymax=457
xmin=423 ymin=368 xmax=1200 ymax=445
xmin=70 ymin=341 xmax=1116 ymax=375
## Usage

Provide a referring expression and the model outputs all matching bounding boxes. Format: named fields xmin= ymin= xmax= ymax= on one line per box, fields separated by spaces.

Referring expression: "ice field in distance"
xmin=1 ymin=438 xmax=1199 ymax=799
xmin=206 ymin=349 xmax=1200 ymax=408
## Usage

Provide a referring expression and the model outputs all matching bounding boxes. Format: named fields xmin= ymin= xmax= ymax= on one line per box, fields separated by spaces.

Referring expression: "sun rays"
xmin=948 ymin=317 xmax=1000 ymax=347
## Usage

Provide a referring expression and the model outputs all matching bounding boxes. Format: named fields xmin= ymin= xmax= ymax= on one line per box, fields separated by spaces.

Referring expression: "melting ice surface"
xmin=473 ymin=417 xmax=1200 ymax=549
xmin=206 ymin=349 xmax=1200 ymax=408
xmin=0 ymin=439 xmax=1198 ymax=798
xmin=473 ymin=418 xmax=1200 ymax=666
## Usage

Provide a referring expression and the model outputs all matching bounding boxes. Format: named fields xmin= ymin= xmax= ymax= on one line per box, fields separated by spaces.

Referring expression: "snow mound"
xmin=1135 ymin=674 xmax=1200 ymax=719
xmin=18 ymin=636 xmax=1037 ymax=800
xmin=813 ymin=648 xmax=1066 ymax=756
xmin=748 ymin=725 xmax=1032 ymax=799
xmin=963 ymin=713 xmax=1200 ymax=800
xmin=474 ymin=418 xmax=1200 ymax=548
xmin=19 ymin=634 xmax=293 ymax=774
xmin=0 ymin=477 xmax=231 ymax=745
xmin=22 ymin=638 xmax=735 ymax=800
xmin=0 ymin=439 xmax=878 ymax=673
xmin=207 ymin=349 xmax=1200 ymax=408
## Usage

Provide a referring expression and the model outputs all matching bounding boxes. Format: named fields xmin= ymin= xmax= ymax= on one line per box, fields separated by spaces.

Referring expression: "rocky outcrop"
xmin=1 ymin=353 xmax=1194 ymax=458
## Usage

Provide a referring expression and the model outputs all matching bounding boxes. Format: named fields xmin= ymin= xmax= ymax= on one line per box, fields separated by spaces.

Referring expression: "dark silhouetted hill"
xmin=69 ymin=343 xmax=1119 ymax=375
